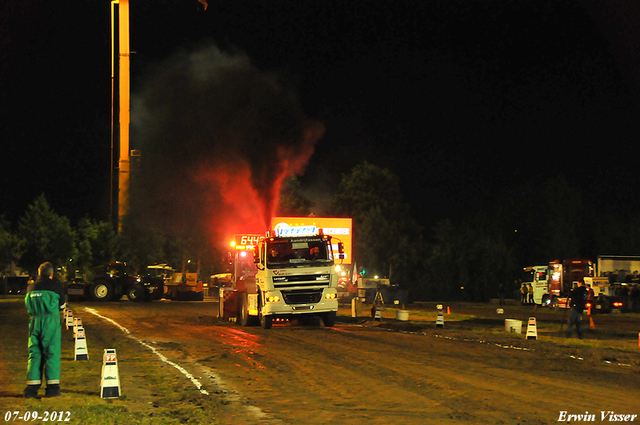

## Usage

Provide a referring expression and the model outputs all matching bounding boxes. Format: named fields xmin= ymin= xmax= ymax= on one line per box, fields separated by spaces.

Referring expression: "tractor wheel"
xmin=90 ymin=280 xmax=114 ymax=302
xmin=127 ymin=284 xmax=145 ymax=302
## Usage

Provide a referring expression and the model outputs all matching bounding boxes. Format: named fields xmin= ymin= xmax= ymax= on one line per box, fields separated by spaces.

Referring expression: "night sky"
xmin=2 ymin=0 xmax=640 ymax=230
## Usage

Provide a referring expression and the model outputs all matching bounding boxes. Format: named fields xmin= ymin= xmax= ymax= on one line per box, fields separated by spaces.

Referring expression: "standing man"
xmin=566 ymin=279 xmax=587 ymax=339
xmin=498 ymin=283 xmax=506 ymax=305
xmin=24 ymin=262 xmax=66 ymax=398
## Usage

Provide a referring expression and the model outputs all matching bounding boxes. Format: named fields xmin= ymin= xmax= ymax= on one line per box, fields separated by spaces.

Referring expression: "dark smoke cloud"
xmin=130 ymin=43 xmax=324 ymax=247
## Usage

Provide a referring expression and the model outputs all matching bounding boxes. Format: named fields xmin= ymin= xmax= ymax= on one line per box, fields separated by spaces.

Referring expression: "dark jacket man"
xmin=566 ymin=279 xmax=587 ymax=339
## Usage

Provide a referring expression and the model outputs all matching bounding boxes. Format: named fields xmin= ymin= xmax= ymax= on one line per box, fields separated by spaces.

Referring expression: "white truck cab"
xmin=236 ymin=227 xmax=343 ymax=329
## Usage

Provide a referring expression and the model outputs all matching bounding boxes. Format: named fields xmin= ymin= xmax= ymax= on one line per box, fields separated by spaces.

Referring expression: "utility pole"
xmin=111 ymin=0 xmax=130 ymax=232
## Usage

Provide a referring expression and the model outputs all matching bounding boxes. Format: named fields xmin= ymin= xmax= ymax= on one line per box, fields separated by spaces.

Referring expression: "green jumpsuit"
xmin=25 ymin=281 xmax=65 ymax=386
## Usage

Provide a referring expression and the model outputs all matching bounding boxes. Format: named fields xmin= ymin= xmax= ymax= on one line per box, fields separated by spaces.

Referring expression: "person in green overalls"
xmin=24 ymin=262 xmax=66 ymax=398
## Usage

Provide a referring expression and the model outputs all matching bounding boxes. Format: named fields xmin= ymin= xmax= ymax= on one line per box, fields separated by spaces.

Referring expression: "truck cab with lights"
xmin=232 ymin=225 xmax=344 ymax=329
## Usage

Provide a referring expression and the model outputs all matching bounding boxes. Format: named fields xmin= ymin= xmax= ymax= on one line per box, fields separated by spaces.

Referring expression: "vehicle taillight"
xmin=613 ymin=301 xmax=623 ymax=308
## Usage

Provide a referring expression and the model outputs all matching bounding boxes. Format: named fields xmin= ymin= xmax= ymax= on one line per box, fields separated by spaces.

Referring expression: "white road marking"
xmin=84 ymin=307 xmax=208 ymax=395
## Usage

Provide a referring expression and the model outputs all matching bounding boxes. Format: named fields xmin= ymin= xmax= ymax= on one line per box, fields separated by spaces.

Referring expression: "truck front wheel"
xmin=90 ymin=280 xmax=114 ymax=302
xmin=322 ymin=311 xmax=337 ymax=327
xmin=260 ymin=314 xmax=272 ymax=329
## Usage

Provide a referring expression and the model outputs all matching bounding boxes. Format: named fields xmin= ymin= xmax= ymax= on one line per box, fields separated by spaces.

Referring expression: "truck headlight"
xmin=267 ymin=295 xmax=281 ymax=303
xmin=324 ymin=293 xmax=337 ymax=300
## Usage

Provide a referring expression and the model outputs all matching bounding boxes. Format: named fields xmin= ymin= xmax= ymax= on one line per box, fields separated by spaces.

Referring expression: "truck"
xmin=527 ymin=257 xmax=635 ymax=313
xmin=220 ymin=227 xmax=344 ymax=329
xmin=527 ymin=259 xmax=594 ymax=309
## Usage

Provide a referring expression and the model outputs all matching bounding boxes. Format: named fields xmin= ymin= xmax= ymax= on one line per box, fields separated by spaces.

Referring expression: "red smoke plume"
xmin=130 ymin=44 xmax=324 ymax=250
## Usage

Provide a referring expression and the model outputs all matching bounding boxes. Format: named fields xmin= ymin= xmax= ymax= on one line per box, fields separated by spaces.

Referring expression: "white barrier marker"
xmin=526 ymin=317 xmax=538 ymax=340
xmin=74 ymin=326 xmax=89 ymax=360
xmin=100 ymin=349 xmax=120 ymax=398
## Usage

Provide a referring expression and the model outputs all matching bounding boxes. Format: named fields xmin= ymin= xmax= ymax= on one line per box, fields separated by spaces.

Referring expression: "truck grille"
xmin=272 ymin=274 xmax=330 ymax=288
xmin=282 ymin=289 xmax=323 ymax=305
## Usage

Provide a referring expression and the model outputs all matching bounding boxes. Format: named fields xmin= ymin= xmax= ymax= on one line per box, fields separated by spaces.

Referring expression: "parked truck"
xmin=220 ymin=227 xmax=344 ymax=329
xmin=527 ymin=257 xmax=636 ymax=313
xmin=527 ymin=259 xmax=594 ymax=309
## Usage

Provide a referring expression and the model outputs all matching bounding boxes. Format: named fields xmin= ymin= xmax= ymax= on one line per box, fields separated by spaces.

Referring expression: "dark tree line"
xmin=4 ymin=166 xmax=638 ymax=302
xmin=324 ymin=164 xmax=640 ymax=302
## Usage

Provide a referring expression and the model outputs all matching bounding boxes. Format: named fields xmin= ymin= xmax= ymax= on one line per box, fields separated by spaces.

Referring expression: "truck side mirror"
xmin=253 ymin=246 xmax=260 ymax=264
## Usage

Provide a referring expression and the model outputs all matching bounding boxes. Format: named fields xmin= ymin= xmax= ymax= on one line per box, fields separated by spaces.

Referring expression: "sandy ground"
xmin=2 ymin=297 xmax=639 ymax=424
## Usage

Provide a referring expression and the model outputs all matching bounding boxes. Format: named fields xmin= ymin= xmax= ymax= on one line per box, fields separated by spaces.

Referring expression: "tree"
xmin=329 ymin=162 xmax=422 ymax=286
xmin=0 ymin=215 xmax=25 ymax=275
xmin=277 ymin=176 xmax=315 ymax=216
xmin=117 ymin=215 xmax=168 ymax=273
xmin=74 ymin=217 xmax=117 ymax=277
xmin=425 ymin=218 xmax=516 ymax=302
xmin=17 ymin=194 xmax=76 ymax=278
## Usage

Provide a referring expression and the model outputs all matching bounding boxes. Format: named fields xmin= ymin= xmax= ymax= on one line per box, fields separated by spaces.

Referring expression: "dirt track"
xmin=69 ymin=300 xmax=640 ymax=424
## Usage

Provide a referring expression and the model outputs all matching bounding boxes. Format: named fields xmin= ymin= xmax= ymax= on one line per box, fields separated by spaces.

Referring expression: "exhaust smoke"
xmin=130 ymin=43 xmax=324 ymax=248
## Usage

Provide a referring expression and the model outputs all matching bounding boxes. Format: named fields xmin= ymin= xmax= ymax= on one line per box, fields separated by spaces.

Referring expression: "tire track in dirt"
xmin=82 ymin=305 xmax=287 ymax=425
xmin=62 ymin=301 xmax=640 ymax=425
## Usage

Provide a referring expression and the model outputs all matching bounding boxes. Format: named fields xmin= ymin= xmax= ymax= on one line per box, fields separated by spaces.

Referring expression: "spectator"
xmin=24 ymin=262 xmax=66 ymax=398
xmin=566 ymin=279 xmax=587 ymax=339
xmin=520 ymin=283 xmax=528 ymax=305
xmin=498 ymin=283 xmax=506 ymax=305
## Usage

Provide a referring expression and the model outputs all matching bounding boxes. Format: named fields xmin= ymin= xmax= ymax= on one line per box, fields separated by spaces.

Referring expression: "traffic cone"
xmin=74 ymin=326 xmax=89 ymax=360
xmin=446 ymin=306 xmax=451 ymax=314
xmin=590 ymin=317 xmax=595 ymax=330
xmin=100 ymin=349 xmax=121 ymax=399
xmin=525 ymin=317 xmax=538 ymax=340
xmin=373 ymin=305 xmax=382 ymax=321
xmin=65 ymin=309 xmax=74 ymax=330
xmin=436 ymin=310 xmax=444 ymax=328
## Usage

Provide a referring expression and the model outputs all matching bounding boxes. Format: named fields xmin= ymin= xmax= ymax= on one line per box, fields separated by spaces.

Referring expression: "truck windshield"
xmin=266 ymin=237 xmax=331 ymax=269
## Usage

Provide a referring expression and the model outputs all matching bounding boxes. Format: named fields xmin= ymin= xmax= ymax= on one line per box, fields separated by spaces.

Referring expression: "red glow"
xmin=193 ymin=121 xmax=324 ymax=250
